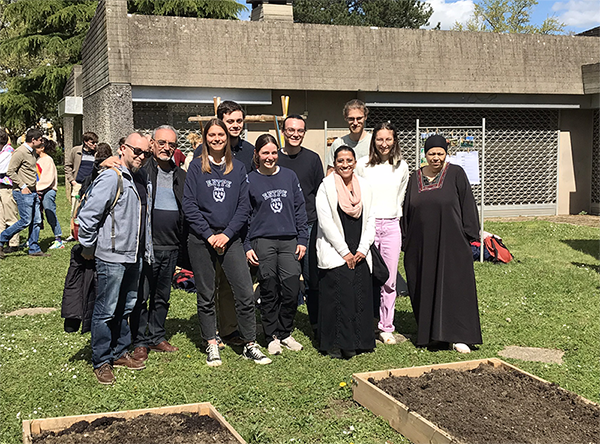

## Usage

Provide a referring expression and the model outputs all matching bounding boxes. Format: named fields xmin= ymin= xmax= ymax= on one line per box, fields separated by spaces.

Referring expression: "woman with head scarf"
xmin=401 ymin=135 xmax=482 ymax=353
xmin=316 ymin=145 xmax=376 ymax=359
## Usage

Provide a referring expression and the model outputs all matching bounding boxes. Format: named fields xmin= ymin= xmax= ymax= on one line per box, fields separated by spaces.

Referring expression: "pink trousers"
xmin=374 ymin=218 xmax=401 ymax=333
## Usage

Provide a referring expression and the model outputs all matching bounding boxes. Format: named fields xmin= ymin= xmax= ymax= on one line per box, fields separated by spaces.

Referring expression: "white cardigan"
xmin=315 ymin=174 xmax=376 ymax=271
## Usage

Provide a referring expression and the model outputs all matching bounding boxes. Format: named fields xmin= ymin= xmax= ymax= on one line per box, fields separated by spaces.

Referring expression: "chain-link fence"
xmin=592 ymin=109 xmax=599 ymax=209
xmin=367 ymin=108 xmax=559 ymax=207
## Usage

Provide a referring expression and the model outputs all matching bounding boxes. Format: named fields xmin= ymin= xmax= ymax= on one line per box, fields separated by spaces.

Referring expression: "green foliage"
xmin=293 ymin=0 xmax=433 ymax=28
xmin=127 ymin=0 xmax=246 ymax=19
xmin=0 ymin=0 xmax=98 ymax=135
xmin=453 ymin=0 xmax=565 ymax=34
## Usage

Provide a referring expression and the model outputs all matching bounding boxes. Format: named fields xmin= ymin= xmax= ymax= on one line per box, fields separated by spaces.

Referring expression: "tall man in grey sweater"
xmin=0 ymin=128 xmax=46 ymax=258
xmin=78 ymin=132 xmax=153 ymax=384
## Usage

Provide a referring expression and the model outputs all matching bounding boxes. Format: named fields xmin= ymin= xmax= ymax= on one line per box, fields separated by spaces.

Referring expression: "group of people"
xmin=0 ymin=128 xmax=65 ymax=259
xmin=0 ymin=98 xmax=483 ymax=385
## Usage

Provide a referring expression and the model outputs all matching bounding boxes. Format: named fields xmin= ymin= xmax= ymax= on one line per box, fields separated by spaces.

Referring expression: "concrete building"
xmin=60 ymin=0 xmax=600 ymax=216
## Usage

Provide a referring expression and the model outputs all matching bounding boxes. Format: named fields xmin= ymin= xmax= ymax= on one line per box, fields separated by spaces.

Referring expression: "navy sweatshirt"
xmin=183 ymin=158 xmax=250 ymax=241
xmin=245 ymin=166 xmax=309 ymax=252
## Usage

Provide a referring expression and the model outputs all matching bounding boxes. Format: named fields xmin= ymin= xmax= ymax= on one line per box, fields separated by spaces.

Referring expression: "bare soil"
xmin=371 ymin=364 xmax=599 ymax=444
xmin=31 ymin=412 xmax=240 ymax=444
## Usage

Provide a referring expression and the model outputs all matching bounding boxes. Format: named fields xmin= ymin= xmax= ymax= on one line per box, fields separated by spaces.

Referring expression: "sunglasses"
xmin=124 ymin=143 xmax=152 ymax=158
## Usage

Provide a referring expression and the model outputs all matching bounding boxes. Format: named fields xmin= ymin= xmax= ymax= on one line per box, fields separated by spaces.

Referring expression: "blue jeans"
xmin=41 ymin=189 xmax=62 ymax=238
xmin=0 ymin=190 xmax=42 ymax=254
xmin=91 ymin=258 xmax=141 ymax=368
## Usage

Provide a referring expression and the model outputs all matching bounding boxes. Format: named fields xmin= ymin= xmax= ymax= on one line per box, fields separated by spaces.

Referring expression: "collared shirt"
xmin=0 ymin=143 xmax=15 ymax=186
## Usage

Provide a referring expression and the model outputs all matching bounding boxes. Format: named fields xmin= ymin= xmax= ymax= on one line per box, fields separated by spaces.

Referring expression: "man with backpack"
xmin=78 ymin=132 xmax=153 ymax=384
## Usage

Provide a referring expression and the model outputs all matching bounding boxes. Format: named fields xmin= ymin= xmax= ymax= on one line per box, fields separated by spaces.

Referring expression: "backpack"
xmin=76 ymin=167 xmax=124 ymax=251
xmin=172 ymin=269 xmax=196 ymax=293
xmin=484 ymin=236 xmax=513 ymax=263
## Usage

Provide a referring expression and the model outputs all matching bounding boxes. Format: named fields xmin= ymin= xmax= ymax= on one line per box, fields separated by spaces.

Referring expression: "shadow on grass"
xmin=561 ymin=239 xmax=600 ymax=260
xmin=572 ymin=262 xmax=600 ymax=274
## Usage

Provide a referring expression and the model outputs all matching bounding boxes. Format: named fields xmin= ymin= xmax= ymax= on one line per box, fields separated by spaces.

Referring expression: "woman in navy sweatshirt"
xmin=245 ymin=134 xmax=309 ymax=356
xmin=183 ymin=118 xmax=271 ymax=367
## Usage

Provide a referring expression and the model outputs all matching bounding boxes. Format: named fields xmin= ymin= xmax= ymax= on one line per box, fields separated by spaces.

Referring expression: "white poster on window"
xmin=446 ymin=151 xmax=480 ymax=185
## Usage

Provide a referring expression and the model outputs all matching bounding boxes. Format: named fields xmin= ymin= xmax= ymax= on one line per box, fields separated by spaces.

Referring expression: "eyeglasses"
xmin=346 ymin=116 xmax=365 ymax=123
xmin=155 ymin=139 xmax=177 ymax=149
xmin=284 ymin=128 xmax=306 ymax=136
xmin=124 ymin=143 xmax=152 ymax=158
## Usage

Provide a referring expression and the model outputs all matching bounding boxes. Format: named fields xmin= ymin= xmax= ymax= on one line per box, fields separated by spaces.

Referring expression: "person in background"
xmin=401 ymin=135 xmax=482 ymax=353
xmin=0 ymin=128 xmax=47 ymax=258
xmin=277 ymin=115 xmax=324 ymax=334
xmin=315 ymin=146 xmax=376 ymax=359
xmin=356 ymin=121 xmax=409 ymax=345
xmin=36 ymin=138 xmax=64 ymax=250
xmin=325 ymin=100 xmax=372 ymax=174
xmin=183 ymin=118 xmax=271 ymax=367
xmin=65 ymin=131 xmax=98 ymax=241
xmin=0 ymin=129 xmax=20 ymax=252
xmin=245 ymin=134 xmax=308 ymax=356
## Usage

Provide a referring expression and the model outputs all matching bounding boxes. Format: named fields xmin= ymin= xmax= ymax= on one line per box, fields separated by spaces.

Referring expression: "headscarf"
xmin=334 ymin=171 xmax=362 ymax=219
xmin=424 ymin=135 xmax=448 ymax=153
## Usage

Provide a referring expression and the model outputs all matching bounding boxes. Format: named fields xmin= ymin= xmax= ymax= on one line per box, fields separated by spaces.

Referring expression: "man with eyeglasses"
xmin=277 ymin=115 xmax=324 ymax=335
xmin=130 ymin=125 xmax=186 ymax=362
xmin=325 ymin=99 xmax=372 ymax=174
xmin=78 ymin=132 xmax=154 ymax=384
xmin=65 ymin=131 xmax=99 ymax=241
xmin=193 ymin=100 xmax=254 ymax=347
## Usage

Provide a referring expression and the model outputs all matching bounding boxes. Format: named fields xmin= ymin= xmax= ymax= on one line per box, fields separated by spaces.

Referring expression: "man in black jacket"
xmin=130 ymin=125 xmax=187 ymax=361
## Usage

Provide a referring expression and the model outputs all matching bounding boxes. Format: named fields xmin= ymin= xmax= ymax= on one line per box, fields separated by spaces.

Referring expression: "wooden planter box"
xmin=22 ymin=402 xmax=246 ymax=444
xmin=352 ymin=358 xmax=598 ymax=444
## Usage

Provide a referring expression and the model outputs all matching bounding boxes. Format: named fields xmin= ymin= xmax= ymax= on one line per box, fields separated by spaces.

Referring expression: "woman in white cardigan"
xmin=316 ymin=145 xmax=376 ymax=359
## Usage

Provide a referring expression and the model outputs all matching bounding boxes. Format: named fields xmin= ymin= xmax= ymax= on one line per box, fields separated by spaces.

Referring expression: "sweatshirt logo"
xmin=206 ymin=178 xmax=232 ymax=203
xmin=262 ymin=189 xmax=287 ymax=214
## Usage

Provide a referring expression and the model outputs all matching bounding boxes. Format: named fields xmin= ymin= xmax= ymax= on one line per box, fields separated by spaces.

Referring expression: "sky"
xmin=236 ymin=0 xmax=600 ymax=34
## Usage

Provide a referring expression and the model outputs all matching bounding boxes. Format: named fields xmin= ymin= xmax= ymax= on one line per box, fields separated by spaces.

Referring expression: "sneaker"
xmin=452 ymin=343 xmax=471 ymax=354
xmin=281 ymin=335 xmax=303 ymax=351
xmin=243 ymin=343 xmax=272 ymax=365
xmin=215 ymin=334 xmax=225 ymax=350
xmin=206 ymin=343 xmax=222 ymax=367
xmin=379 ymin=332 xmax=397 ymax=345
xmin=49 ymin=240 xmax=65 ymax=250
xmin=222 ymin=330 xmax=246 ymax=347
xmin=94 ymin=363 xmax=115 ymax=385
xmin=65 ymin=235 xmax=76 ymax=242
xmin=267 ymin=337 xmax=282 ymax=355
xmin=113 ymin=352 xmax=146 ymax=370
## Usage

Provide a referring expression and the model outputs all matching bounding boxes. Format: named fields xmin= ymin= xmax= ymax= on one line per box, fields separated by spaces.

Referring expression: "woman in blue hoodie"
xmin=245 ymin=134 xmax=309 ymax=356
xmin=183 ymin=118 xmax=271 ymax=367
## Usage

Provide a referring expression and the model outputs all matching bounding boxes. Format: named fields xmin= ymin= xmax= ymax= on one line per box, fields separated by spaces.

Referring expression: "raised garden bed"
xmin=352 ymin=358 xmax=599 ymax=444
xmin=23 ymin=402 xmax=246 ymax=444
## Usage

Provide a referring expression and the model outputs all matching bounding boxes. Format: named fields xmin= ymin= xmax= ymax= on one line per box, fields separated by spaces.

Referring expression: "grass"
xmin=0 ymin=184 xmax=598 ymax=443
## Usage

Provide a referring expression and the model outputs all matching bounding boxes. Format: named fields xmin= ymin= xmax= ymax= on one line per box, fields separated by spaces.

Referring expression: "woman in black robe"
xmin=401 ymin=135 xmax=482 ymax=353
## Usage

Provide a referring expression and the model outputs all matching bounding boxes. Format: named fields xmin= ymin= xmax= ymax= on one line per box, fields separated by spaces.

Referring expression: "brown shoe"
xmin=28 ymin=251 xmax=50 ymax=257
xmin=114 ymin=352 xmax=145 ymax=370
xmin=149 ymin=340 xmax=179 ymax=352
xmin=132 ymin=346 xmax=149 ymax=361
xmin=94 ymin=363 xmax=115 ymax=385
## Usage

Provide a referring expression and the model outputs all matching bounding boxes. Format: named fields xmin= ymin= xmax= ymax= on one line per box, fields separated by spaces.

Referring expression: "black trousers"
xmin=188 ymin=234 xmax=256 ymax=343
xmin=253 ymin=237 xmax=301 ymax=341
xmin=131 ymin=248 xmax=178 ymax=348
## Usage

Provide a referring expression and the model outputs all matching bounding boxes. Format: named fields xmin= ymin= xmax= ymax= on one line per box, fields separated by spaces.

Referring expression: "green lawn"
xmin=0 ymin=185 xmax=598 ymax=443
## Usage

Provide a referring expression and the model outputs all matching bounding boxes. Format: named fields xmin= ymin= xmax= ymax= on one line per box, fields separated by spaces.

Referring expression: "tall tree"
xmin=453 ymin=0 xmax=565 ymax=34
xmin=293 ymin=0 xmax=433 ymax=28
xmin=127 ymin=0 xmax=245 ymax=19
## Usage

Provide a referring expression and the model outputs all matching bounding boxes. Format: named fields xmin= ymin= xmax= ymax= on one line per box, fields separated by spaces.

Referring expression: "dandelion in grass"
xmin=339 ymin=382 xmax=346 ymax=387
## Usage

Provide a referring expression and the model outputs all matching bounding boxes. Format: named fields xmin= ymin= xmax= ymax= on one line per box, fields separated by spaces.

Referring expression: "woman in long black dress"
xmin=401 ymin=135 xmax=482 ymax=353
xmin=316 ymin=146 xmax=376 ymax=359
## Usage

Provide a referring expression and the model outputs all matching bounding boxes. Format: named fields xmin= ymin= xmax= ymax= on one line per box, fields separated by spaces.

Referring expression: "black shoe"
xmin=0 ymin=245 xmax=4 ymax=260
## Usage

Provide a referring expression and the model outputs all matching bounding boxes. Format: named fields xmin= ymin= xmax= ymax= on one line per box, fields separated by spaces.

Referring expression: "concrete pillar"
xmin=248 ymin=0 xmax=293 ymax=22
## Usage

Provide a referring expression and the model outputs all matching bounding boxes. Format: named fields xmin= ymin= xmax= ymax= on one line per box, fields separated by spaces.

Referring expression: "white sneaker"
xmin=267 ymin=337 xmax=282 ymax=355
xmin=453 ymin=343 xmax=471 ymax=354
xmin=243 ymin=343 xmax=272 ymax=365
xmin=281 ymin=335 xmax=303 ymax=351
xmin=379 ymin=332 xmax=397 ymax=345
xmin=206 ymin=343 xmax=222 ymax=366
xmin=49 ymin=240 xmax=65 ymax=250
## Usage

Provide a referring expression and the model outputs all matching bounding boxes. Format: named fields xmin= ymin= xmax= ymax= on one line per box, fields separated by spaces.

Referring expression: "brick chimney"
xmin=247 ymin=0 xmax=293 ymax=22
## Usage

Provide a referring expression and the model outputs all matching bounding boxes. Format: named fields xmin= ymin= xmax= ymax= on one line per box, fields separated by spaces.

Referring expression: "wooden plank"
xmin=189 ymin=114 xmax=283 ymax=123
xmin=23 ymin=402 xmax=245 ymax=444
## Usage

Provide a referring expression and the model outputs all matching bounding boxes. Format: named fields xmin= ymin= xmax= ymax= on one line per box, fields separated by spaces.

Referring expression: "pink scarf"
xmin=334 ymin=172 xmax=362 ymax=219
